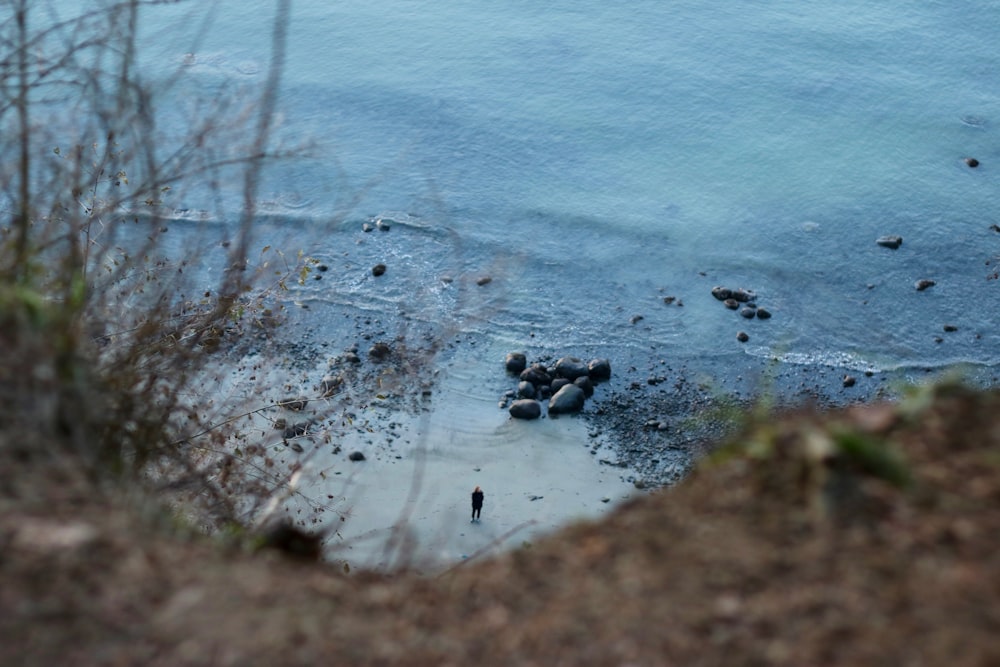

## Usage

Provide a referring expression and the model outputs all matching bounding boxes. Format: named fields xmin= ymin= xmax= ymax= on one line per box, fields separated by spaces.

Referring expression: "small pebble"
xmin=915 ymin=279 xmax=936 ymax=291
xmin=843 ymin=375 xmax=856 ymax=388
xmin=965 ymin=157 xmax=980 ymax=168
xmin=736 ymin=331 xmax=749 ymax=343
xmin=372 ymin=263 xmax=386 ymax=276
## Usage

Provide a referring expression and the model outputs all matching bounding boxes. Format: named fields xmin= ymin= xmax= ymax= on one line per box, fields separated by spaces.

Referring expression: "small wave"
xmin=752 ymin=349 xmax=882 ymax=373
xmin=167 ymin=207 xmax=215 ymax=222
xmin=235 ymin=60 xmax=261 ymax=76
xmin=258 ymin=193 xmax=314 ymax=213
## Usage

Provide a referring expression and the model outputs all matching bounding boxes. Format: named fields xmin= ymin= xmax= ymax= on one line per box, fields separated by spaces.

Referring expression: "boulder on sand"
xmin=587 ymin=358 xmax=612 ymax=382
xmin=554 ymin=356 xmax=590 ymax=381
xmin=509 ymin=399 xmax=542 ymax=420
xmin=548 ymin=384 xmax=586 ymax=415
xmin=505 ymin=352 xmax=527 ymax=374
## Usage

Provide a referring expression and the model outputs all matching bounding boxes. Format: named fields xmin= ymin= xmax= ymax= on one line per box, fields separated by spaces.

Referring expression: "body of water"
xmin=131 ymin=0 xmax=1000 ymax=374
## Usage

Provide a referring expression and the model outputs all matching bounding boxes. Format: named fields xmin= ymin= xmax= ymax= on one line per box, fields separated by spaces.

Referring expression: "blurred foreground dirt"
xmin=2 ymin=382 xmax=999 ymax=666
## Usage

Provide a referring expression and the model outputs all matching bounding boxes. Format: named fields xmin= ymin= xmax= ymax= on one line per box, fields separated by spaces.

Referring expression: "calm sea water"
xmin=44 ymin=0 xmax=1000 ymax=375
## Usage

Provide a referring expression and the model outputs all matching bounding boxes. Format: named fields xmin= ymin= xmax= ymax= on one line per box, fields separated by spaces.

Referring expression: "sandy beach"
xmin=295 ymin=357 xmax=641 ymax=572
xmin=205 ymin=338 xmax=643 ymax=573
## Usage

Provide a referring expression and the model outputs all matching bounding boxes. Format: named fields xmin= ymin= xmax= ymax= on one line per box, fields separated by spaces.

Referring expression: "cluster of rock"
xmin=710 ymin=286 xmax=771 ymax=343
xmin=502 ymin=353 xmax=612 ymax=420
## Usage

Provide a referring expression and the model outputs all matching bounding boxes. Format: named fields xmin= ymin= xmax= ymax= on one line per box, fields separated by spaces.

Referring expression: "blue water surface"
xmin=43 ymin=0 xmax=1000 ymax=374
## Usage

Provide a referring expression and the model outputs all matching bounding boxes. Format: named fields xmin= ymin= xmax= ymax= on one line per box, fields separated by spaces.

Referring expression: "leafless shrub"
xmin=0 ymin=0 xmax=320 ymax=529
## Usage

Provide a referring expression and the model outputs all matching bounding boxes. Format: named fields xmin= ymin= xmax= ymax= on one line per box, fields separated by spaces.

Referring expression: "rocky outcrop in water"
xmin=876 ymin=235 xmax=903 ymax=250
xmin=711 ymin=285 xmax=774 ymax=327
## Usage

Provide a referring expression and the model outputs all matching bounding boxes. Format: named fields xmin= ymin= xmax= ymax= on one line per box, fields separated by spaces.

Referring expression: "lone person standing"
xmin=471 ymin=486 xmax=484 ymax=522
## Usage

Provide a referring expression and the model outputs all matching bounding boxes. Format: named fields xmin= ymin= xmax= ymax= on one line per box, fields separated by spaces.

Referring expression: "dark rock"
xmin=723 ymin=298 xmax=739 ymax=310
xmin=376 ymin=218 xmax=391 ymax=231
xmin=549 ymin=384 xmax=586 ymax=415
xmin=551 ymin=378 xmax=571 ymax=393
xmin=537 ymin=384 xmax=552 ymax=400
xmin=965 ymin=157 xmax=980 ymax=168
xmin=520 ymin=364 xmax=552 ymax=387
xmin=574 ymin=376 xmax=595 ymax=398
xmin=509 ymin=399 xmax=542 ymax=420
xmin=588 ymin=358 xmax=612 ymax=382
xmin=915 ymin=279 xmax=936 ymax=291
xmin=555 ymin=357 xmax=590 ymax=381
xmin=344 ymin=352 xmax=361 ymax=364
xmin=348 ymin=451 xmax=366 ymax=462
xmin=372 ymin=263 xmax=386 ymax=277
xmin=630 ymin=314 xmax=644 ymax=325
xmin=362 ymin=222 xmax=374 ymax=232
xmin=731 ymin=288 xmax=755 ymax=303
xmin=711 ymin=286 xmax=731 ymax=301
xmin=843 ymin=375 xmax=856 ymax=388
xmin=505 ymin=352 xmax=527 ymax=374
xmin=517 ymin=381 xmax=537 ymax=399
xmin=739 ymin=307 xmax=756 ymax=319
xmin=368 ymin=342 xmax=392 ymax=360
xmin=757 ymin=308 xmax=772 ymax=320
xmin=736 ymin=331 xmax=749 ymax=343
xmin=476 ymin=276 xmax=492 ymax=286
xmin=943 ymin=324 xmax=958 ymax=332
xmin=876 ymin=235 xmax=903 ymax=250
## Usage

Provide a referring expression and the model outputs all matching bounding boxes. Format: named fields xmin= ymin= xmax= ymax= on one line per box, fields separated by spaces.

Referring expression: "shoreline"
xmin=208 ymin=294 xmax=1000 ymax=572
xmin=274 ymin=357 xmax=644 ymax=573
